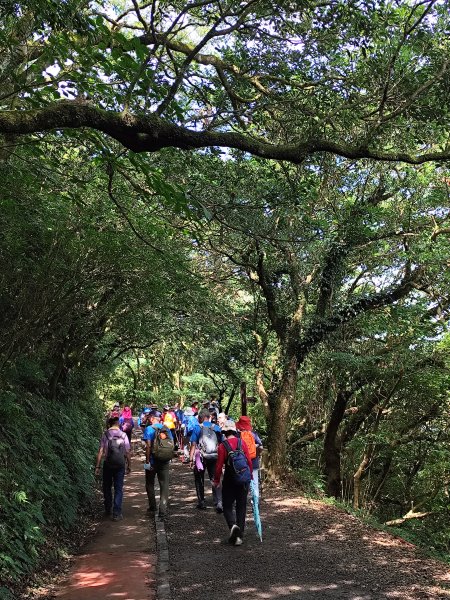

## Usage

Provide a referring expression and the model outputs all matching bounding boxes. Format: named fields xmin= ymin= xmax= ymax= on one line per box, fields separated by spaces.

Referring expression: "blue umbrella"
xmin=250 ymin=480 xmax=263 ymax=542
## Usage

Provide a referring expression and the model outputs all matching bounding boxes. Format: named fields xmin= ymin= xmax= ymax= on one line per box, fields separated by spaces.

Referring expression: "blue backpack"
xmin=222 ymin=439 xmax=252 ymax=484
xmin=183 ymin=414 xmax=197 ymax=436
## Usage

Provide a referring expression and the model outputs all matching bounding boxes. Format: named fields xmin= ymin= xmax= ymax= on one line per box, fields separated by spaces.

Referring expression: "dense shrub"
xmin=0 ymin=363 xmax=103 ymax=586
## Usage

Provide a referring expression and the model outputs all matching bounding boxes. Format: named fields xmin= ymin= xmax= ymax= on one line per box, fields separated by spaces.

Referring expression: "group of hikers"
xmin=95 ymin=399 xmax=263 ymax=546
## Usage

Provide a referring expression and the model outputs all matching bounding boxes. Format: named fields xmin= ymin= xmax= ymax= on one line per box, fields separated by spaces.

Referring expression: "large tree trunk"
xmin=323 ymin=390 xmax=351 ymax=498
xmin=267 ymin=352 xmax=299 ymax=479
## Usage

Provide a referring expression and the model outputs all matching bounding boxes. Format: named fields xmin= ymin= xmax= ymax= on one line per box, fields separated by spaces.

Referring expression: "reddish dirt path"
xmin=166 ymin=461 xmax=450 ymax=600
xmin=53 ymin=469 xmax=156 ymax=600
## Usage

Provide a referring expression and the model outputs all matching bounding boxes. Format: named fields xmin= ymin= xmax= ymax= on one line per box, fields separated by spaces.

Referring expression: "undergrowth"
xmin=0 ymin=359 xmax=103 ymax=598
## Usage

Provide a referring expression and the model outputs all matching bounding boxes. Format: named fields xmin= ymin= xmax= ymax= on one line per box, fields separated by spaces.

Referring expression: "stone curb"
xmin=154 ymin=515 xmax=172 ymax=600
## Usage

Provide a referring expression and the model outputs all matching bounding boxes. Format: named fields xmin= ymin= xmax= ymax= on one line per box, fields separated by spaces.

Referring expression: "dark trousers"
xmin=145 ymin=459 xmax=170 ymax=516
xmin=222 ymin=478 xmax=249 ymax=534
xmin=103 ymin=464 xmax=125 ymax=516
xmin=193 ymin=457 xmax=222 ymax=506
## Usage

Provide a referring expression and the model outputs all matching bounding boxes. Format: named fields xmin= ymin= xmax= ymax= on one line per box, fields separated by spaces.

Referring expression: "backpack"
xmin=122 ymin=417 xmax=133 ymax=433
xmin=240 ymin=430 xmax=257 ymax=460
xmin=199 ymin=424 xmax=219 ymax=459
xmin=152 ymin=425 xmax=175 ymax=461
xmin=222 ymin=439 xmax=252 ymax=485
xmin=184 ymin=415 xmax=198 ymax=436
xmin=104 ymin=430 xmax=127 ymax=468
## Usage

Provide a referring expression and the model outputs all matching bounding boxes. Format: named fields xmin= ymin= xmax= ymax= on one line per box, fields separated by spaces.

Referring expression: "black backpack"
xmin=104 ymin=430 xmax=127 ymax=468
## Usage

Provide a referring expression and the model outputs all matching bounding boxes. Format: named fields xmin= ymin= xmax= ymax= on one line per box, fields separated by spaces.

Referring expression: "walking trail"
xmin=51 ymin=468 xmax=156 ymax=600
xmin=46 ymin=460 xmax=449 ymax=600
xmin=167 ymin=461 xmax=450 ymax=600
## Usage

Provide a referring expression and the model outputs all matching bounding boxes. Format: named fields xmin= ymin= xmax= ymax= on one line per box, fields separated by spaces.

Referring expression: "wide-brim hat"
xmin=184 ymin=407 xmax=195 ymax=416
xmin=221 ymin=420 xmax=237 ymax=432
xmin=236 ymin=415 xmax=252 ymax=431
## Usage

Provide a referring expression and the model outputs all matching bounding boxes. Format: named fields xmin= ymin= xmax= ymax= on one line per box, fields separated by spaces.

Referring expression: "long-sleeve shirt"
xmin=213 ymin=435 xmax=253 ymax=486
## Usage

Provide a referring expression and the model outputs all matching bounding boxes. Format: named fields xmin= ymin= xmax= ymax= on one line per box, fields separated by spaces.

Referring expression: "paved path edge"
xmin=154 ymin=515 xmax=171 ymax=600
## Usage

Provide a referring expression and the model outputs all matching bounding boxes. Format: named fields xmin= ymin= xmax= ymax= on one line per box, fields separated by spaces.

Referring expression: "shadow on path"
xmin=54 ymin=468 xmax=156 ymax=600
xmin=166 ymin=461 xmax=450 ymax=600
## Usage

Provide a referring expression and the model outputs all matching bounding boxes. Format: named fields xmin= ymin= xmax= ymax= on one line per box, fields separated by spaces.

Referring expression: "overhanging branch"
xmin=2 ymin=101 xmax=450 ymax=164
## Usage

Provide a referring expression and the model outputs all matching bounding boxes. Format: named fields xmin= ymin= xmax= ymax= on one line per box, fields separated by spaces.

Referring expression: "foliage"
xmin=0 ymin=370 xmax=101 ymax=584
xmin=2 ymin=0 xmax=450 ymax=583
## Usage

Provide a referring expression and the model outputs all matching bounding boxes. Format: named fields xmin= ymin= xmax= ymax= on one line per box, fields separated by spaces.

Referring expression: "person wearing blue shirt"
xmin=143 ymin=410 xmax=173 ymax=518
xmin=189 ymin=409 xmax=223 ymax=512
xmin=181 ymin=407 xmax=197 ymax=463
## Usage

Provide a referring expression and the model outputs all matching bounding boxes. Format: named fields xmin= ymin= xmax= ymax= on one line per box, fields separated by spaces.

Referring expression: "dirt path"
xmin=48 ymin=469 xmax=157 ymax=600
xmin=166 ymin=461 xmax=450 ymax=600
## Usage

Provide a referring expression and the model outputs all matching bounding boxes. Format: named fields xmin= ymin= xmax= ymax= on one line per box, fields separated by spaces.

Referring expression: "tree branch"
xmin=2 ymin=101 xmax=450 ymax=165
xmin=297 ymin=268 xmax=424 ymax=360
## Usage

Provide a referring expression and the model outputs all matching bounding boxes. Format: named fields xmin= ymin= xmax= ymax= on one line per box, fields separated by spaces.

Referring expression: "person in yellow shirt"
xmin=163 ymin=405 xmax=178 ymax=449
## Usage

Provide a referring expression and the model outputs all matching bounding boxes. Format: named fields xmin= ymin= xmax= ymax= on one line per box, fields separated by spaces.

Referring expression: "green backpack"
xmin=152 ymin=425 xmax=175 ymax=461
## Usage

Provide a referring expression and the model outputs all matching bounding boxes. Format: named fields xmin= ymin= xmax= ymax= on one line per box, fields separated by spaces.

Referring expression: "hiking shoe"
xmin=234 ymin=537 xmax=243 ymax=546
xmin=229 ymin=524 xmax=241 ymax=544
xmin=112 ymin=514 xmax=123 ymax=521
xmin=216 ymin=503 xmax=223 ymax=514
xmin=196 ymin=501 xmax=207 ymax=510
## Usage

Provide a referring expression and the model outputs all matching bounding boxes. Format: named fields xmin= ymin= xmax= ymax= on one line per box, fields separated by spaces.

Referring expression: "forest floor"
xmin=22 ymin=457 xmax=450 ymax=600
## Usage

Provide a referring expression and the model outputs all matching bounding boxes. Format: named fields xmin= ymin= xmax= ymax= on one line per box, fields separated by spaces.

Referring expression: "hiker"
xmin=143 ymin=410 xmax=175 ymax=519
xmin=213 ymin=420 xmax=252 ymax=546
xmin=235 ymin=415 xmax=263 ymax=499
xmin=173 ymin=402 xmax=184 ymax=450
xmin=138 ymin=406 xmax=151 ymax=429
xmin=189 ymin=408 xmax=223 ymax=512
xmin=161 ymin=404 xmax=178 ymax=451
xmin=191 ymin=401 xmax=199 ymax=415
xmin=210 ymin=398 xmax=220 ymax=417
xmin=181 ymin=406 xmax=197 ymax=463
xmin=105 ymin=402 xmax=120 ymax=428
xmin=119 ymin=405 xmax=134 ymax=444
xmin=162 ymin=405 xmax=178 ymax=441
xmin=217 ymin=412 xmax=227 ymax=429
xmin=95 ymin=416 xmax=131 ymax=521
xmin=209 ymin=406 xmax=218 ymax=425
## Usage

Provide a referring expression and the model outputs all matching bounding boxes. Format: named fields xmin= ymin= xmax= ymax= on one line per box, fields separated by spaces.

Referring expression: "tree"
xmin=0 ymin=1 xmax=449 ymax=164
xmin=2 ymin=1 xmax=450 ymax=479
xmin=156 ymin=147 xmax=450 ymax=477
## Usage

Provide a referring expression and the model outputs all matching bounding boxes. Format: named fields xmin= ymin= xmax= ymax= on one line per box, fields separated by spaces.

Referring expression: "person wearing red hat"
xmin=235 ymin=415 xmax=263 ymax=500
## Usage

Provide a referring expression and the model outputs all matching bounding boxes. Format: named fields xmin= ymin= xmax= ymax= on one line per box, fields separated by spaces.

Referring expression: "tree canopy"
xmin=1 ymin=1 xmax=450 ymax=163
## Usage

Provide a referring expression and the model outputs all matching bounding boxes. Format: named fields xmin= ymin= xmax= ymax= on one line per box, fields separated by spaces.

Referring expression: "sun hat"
xmin=184 ymin=407 xmax=195 ymax=416
xmin=221 ymin=420 xmax=237 ymax=433
xmin=235 ymin=415 xmax=252 ymax=431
